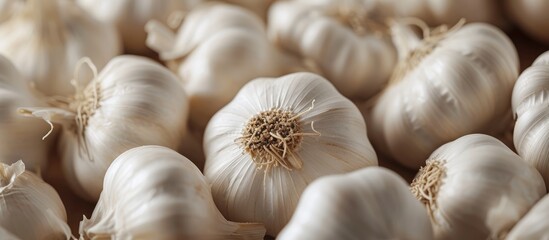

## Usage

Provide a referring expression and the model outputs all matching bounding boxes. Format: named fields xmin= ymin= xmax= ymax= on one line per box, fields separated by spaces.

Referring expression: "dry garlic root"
xmin=203 ymin=72 xmax=378 ymax=236
xmin=505 ymin=0 xmax=549 ymax=44
xmin=0 ymin=0 xmax=121 ymax=97
xmin=278 ymin=167 xmax=433 ymax=240
xmin=146 ymin=2 xmax=304 ymax=131
xmin=0 ymin=160 xmax=71 ymax=239
xmin=0 ymin=55 xmax=52 ymax=173
xmin=77 ymin=0 xmax=201 ymax=55
xmin=80 ymin=145 xmax=266 ymax=240
xmin=20 ymin=56 xmax=189 ymax=202
xmin=268 ymin=0 xmax=396 ymax=100
xmin=411 ymin=134 xmax=546 ymax=239
xmin=368 ymin=19 xmax=519 ymax=169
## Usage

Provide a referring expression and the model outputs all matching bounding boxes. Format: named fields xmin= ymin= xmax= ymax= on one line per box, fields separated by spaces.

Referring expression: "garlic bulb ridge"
xmin=0 ymin=160 xmax=71 ymax=240
xmin=0 ymin=0 xmax=121 ymax=96
xmin=80 ymin=145 xmax=266 ymax=240
xmin=203 ymin=72 xmax=378 ymax=236
xmin=368 ymin=20 xmax=519 ymax=169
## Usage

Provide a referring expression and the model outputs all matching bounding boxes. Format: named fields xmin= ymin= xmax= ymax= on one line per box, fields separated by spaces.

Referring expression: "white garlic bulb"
xmin=0 ymin=0 xmax=121 ymax=97
xmin=410 ymin=134 xmax=546 ymax=239
xmin=268 ymin=0 xmax=396 ymax=100
xmin=512 ymin=51 xmax=549 ymax=191
xmin=146 ymin=2 xmax=303 ymax=130
xmin=368 ymin=20 xmax=519 ymax=169
xmin=20 ymin=55 xmax=189 ymax=201
xmin=506 ymin=0 xmax=549 ymax=44
xmin=203 ymin=72 xmax=378 ymax=236
xmin=0 ymin=54 xmax=52 ymax=172
xmin=278 ymin=167 xmax=433 ymax=240
xmin=80 ymin=145 xmax=266 ymax=240
xmin=77 ymin=0 xmax=201 ymax=55
xmin=506 ymin=194 xmax=549 ymax=239
xmin=0 ymin=160 xmax=71 ymax=239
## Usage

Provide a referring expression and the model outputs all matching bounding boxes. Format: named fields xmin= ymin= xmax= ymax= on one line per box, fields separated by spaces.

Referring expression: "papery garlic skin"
xmin=268 ymin=0 xmax=396 ymax=100
xmin=278 ymin=167 xmax=433 ymax=240
xmin=411 ymin=134 xmax=545 ymax=239
xmin=507 ymin=195 xmax=549 ymax=239
xmin=0 ymin=55 xmax=51 ymax=172
xmin=146 ymin=2 xmax=303 ymax=131
xmin=0 ymin=0 xmax=121 ymax=96
xmin=0 ymin=160 xmax=71 ymax=240
xmin=80 ymin=145 xmax=265 ymax=240
xmin=78 ymin=0 xmax=201 ymax=55
xmin=203 ymin=72 xmax=378 ymax=236
xmin=512 ymin=51 xmax=549 ymax=191
xmin=506 ymin=0 xmax=549 ymax=44
xmin=368 ymin=22 xmax=519 ymax=169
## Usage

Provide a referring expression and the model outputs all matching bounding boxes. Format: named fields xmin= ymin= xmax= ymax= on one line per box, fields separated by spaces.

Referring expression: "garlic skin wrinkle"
xmin=146 ymin=2 xmax=303 ymax=131
xmin=203 ymin=72 xmax=378 ymax=236
xmin=506 ymin=194 xmax=549 ymax=239
xmin=0 ymin=0 xmax=121 ymax=96
xmin=0 ymin=160 xmax=71 ymax=240
xmin=410 ymin=134 xmax=546 ymax=239
xmin=506 ymin=0 xmax=549 ymax=44
xmin=78 ymin=0 xmax=201 ymax=55
xmin=278 ymin=167 xmax=433 ymax=240
xmin=512 ymin=51 xmax=549 ymax=191
xmin=268 ymin=0 xmax=396 ymax=100
xmin=80 ymin=145 xmax=266 ymax=240
xmin=368 ymin=21 xmax=519 ymax=169
xmin=0 ymin=55 xmax=52 ymax=172
xmin=21 ymin=56 xmax=189 ymax=202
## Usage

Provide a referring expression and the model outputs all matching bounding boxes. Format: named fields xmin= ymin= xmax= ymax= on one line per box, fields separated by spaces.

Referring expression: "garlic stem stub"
xmin=512 ymin=51 xmax=549 ymax=191
xmin=80 ymin=145 xmax=266 ymax=240
xmin=0 ymin=0 xmax=121 ymax=97
xmin=0 ymin=160 xmax=72 ymax=240
xmin=368 ymin=19 xmax=519 ymax=169
xmin=19 ymin=55 xmax=189 ymax=202
xmin=203 ymin=72 xmax=378 ymax=236
xmin=410 ymin=134 xmax=546 ymax=239
xmin=278 ymin=167 xmax=433 ymax=240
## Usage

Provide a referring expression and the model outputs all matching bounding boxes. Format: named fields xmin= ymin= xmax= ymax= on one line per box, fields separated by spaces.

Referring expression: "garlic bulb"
xmin=20 ymin=55 xmax=189 ymax=201
xmin=512 ymin=51 xmax=549 ymax=191
xmin=0 ymin=0 xmax=22 ymax=24
xmin=146 ymin=2 xmax=303 ymax=130
xmin=0 ymin=160 xmax=71 ymax=239
xmin=77 ymin=0 xmax=201 ymax=55
xmin=0 ymin=54 xmax=52 ymax=172
xmin=0 ymin=0 xmax=121 ymax=97
xmin=410 ymin=134 xmax=546 ymax=239
xmin=268 ymin=0 xmax=396 ymax=100
xmin=506 ymin=0 xmax=549 ymax=44
xmin=80 ymin=145 xmax=266 ymax=240
xmin=203 ymin=72 xmax=378 ymax=236
xmin=506 ymin=194 xmax=549 ymax=239
xmin=368 ymin=20 xmax=519 ymax=169
xmin=278 ymin=167 xmax=433 ymax=240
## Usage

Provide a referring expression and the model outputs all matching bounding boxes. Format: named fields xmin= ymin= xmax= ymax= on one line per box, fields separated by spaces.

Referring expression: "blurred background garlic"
xmin=411 ymin=134 xmax=546 ymax=239
xmin=77 ymin=0 xmax=201 ymax=56
xmin=80 ymin=145 xmax=266 ymax=240
xmin=0 ymin=160 xmax=71 ymax=239
xmin=203 ymin=72 xmax=378 ymax=236
xmin=512 ymin=51 xmax=549 ymax=191
xmin=278 ymin=167 xmax=433 ymax=240
xmin=0 ymin=0 xmax=121 ymax=97
xmin=505 ymin=0 xmax=549 ymax=44
xmin=367 ymin=20 xmax=519 ymax=169
xmin=268 ymin=0 xmax=397 ymax=100
xmin=506 ymin=194 xmax=549 ymax=239
xmin=146 ymin=2 xmax=304 ymax=132
xmin=0 ymin=54 xmax=52 ymax=173
xmin=20 ymin=56 xmax=189 ymax=202
xmin=0 ymin=0 xmax=22 ymax=24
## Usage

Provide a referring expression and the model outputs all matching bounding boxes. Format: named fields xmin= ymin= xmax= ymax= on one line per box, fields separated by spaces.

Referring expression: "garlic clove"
xmin=79 ymin=145 xmax=266 ymax=240
xmin=278 ymin=167 xmax=433 ymax=240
